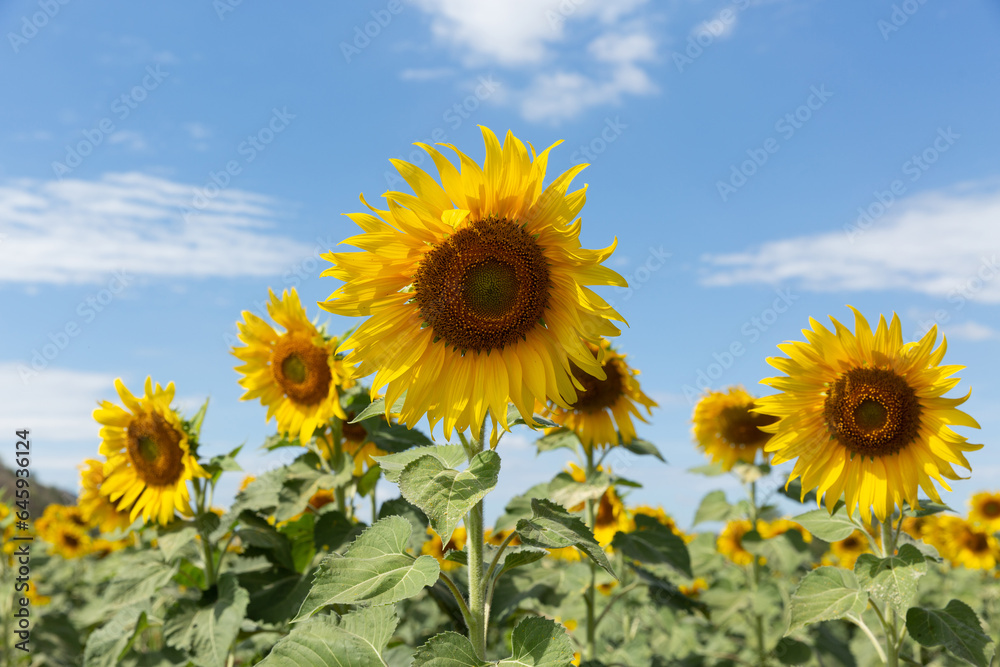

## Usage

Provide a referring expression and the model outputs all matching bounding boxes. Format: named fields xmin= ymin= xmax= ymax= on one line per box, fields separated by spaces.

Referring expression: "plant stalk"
xmin=585 ymin=444 xmax=598 ymax=661
xmin=466 ymin=417 xmax=489 ymax=658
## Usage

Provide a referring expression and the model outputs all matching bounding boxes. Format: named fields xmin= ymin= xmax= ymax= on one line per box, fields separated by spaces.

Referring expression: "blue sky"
xmin=2 ymin=0 xmax=999 ymax=527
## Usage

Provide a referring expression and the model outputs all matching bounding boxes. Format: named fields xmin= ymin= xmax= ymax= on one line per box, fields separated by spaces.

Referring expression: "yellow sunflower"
xmin=829 ymin=530 xmax=870 ymax=570
xmin=630 ymin=505 xmax=694 ymax=544
xmin=46 ymin=523 xmax=91 ymax=559
xmin=78 ymin=459 xmax=133 ymax=534
xmin=421 ymin=526 xmax=467 ymax=572
xmin=756 ymin=307 xmax=981 ymax=524
xmin=485 ymin=528 xmax=521 ymax=547
xmin=320 ymin=127 xmax=626 ymax=439
xmin=233 ymin=288 xmax=351 ymax=444
xmin=321 ymin=419 xmax=387 ymax=477
xmin=901 ymin=515 xmax=933 ymax=540
xmin=924 ymin=515 xmax=1000 ymax=570
xmin=95 ymin=378 xmax=208 ymax=526
xmin=757 ymin=518 xmax=812 ymax=544
xmin=692 ymin=386 xmax=776 ymax=471
xmin=717 ymin=519 xmax=756 ymax=566
xmin=968 ymin=491 xmax=1000 ymax=533
xmin=544 ymin=338 xmax=657 ymax=450
xmin=680 ymin=578 xmax=708 ymax=598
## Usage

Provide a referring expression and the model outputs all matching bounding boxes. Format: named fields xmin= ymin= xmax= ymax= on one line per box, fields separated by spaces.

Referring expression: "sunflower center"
xmin=841 ymin=536 xmax=860 ymax=550
xmin=983 ymin=500 xmax=1000 ymax=518
xmin=63 ymin=533 xmax=80 ymax=548
xmin=342 ymin=412 xmax=368 ymax=443
xmin=127 ymin=411 xmax=186 ymax=486
xmin=823 ymin=367 xmax=922 ymax=457
xmin=271 ymin=333 xmax=332 ymax=406
xmin=964 ymin=531 xmax=989 ymax=553
xmin=595 ymin=492 xmax=615 ymax=527
xmin=719 ymin=404 xmax=778 ymax=449
xmin=571 ymin=358 xmax=625 ymax=413
xmin=413 ymin=215 xmax=550 ymax=353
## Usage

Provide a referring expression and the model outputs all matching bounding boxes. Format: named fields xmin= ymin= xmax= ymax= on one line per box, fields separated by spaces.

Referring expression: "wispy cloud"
xmin=399 ymin=67 xmax=455 ymax=81
xmin=942 ymin=321 xmax=999 ymax=341
xmin=0 ymin=364 xmax=111 ymax=445
xmin=700 ymin=184 xmax=1000 ymax=303
xmin=0 ymin=172 xmax=314 ymax=284
xmin=108 ymin=130 xmax=148 ymax=151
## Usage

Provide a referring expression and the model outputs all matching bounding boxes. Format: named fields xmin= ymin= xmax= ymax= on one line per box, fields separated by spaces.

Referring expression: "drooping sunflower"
xmin=545 ymin=338 xmax=657 ymax=450
xmin=320 ymin=127 xmax=626 ymax=439
xmin=233 ymin=288 xmax=351 ymax=444
xmin=692 ymin=386 xmax=776 ymax=471
xmin=421 ymin=526 xmax=467 ymax=572
xmin=95 ymin=378 xmax=208 ymax=526
xmin=968 ymin=491 xmax=1000 ymax=533
xmin=924 ymin=515 xmax=1000 ymax=570
xmin=78 ymin=459 xmax=133 ymax=534
xmin=756 ymin=307 xmax=982 ymax=524
xmin=717 ymin=519 xmax=756 ymax=566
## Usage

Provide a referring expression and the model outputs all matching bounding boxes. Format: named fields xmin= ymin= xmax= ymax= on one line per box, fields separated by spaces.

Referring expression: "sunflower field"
xmin=2 ymin=127 xmax=997 ymax=667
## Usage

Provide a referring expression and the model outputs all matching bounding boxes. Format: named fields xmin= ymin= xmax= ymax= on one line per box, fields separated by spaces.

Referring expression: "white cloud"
xmin=108 ymin=130 xmax=147 ymax=151
xmin=0 ymin=172 xmax=316 ymax=284
xmin=400 ymin=67 xmax=455 ymax=81
xmin=183 ymin=122 xmax=211 ymax=140
xmin=409 ymin=0 xmax=657 ymax=123
xmin=701 ymin=185 xmax=1000 ymax=303
xmin=0 ymin=364 xmax=111 ymax=445
xmin=943 ymin=321 xmax=999 ymax=342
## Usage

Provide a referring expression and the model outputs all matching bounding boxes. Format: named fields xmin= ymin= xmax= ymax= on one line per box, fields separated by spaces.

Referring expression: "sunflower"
xmin=485 ymin=527 xmax=521 ymax=547
xmin=421 ymin=526 xmax=467 ymax=572
xmin=320 ymin=127 xmax=626 ymax=439
xmin=78 ymin=459 xmax=133 ymax=534
xmin=36 ymin=504 xmax=89 ymax=536
xmin=968 ymin=491 xmax=1000 ymax=533
xmin=757 ymin=518 xmax=812 ymax=544
xmin=234 ymin=288 xmax=352 ymax=444
xmin=717 ymin=519 xmax=756 ymax=566
xmin=692 ymin=386 xmax=776 ymax=471
xmin=544 ymin=339 xmax=656 ymax=450
xmin=46 ymin=523 xmax=91 ymax=559
xmin=680 ymin=578 xmax=708 ymax=598
xmin=901 ymin=515 xmax=932 ymax=540
xmin=756 ymin=307 xmax=981 ymax=524
xmin=321 ymin=421 xmax=387 ymax=477
xmin=924 ymin=515 xmax=1000 ymax=570
xmin=95 ymin=378 xmax=208 ymax=526
xmin=829 ymin=530 xmax=870 ymax=570
xmin=630 ymin=505 xmax=694 ymax=544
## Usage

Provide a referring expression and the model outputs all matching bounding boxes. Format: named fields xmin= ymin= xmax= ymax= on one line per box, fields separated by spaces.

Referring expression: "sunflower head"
xmin=421 ymin=526 xmax=467 ymax=571
xmin=757 ymin=518 xmax=812 ymax=544
xmin=969 ymin=491 xmax=1000 ymax=533
xmin=924 ymin=515 xmax=1000 ymax=570
xmin=233 ymin=288 xmax=351 ymax=444
xmin=545 ymin=339 xmax=657 ymax=450
xmin=94 ymin=377 xmax=208 ymax=526
xmin=693 ymin=386 xmax=776 ymax=471
xmin=717 ymin=519 xmax=756 ymax=566
xmin=36 ymin=506 xmax=92 ymax=559
xmin=320 ymin=127 xmax=627 ymax=439
xmin=78 ymin=459 xmax=133 ymax=534
xmin=756 ymin=307 xmax=982 ymax=524
xmin=829 ymin=529 xmax=870 ymax=570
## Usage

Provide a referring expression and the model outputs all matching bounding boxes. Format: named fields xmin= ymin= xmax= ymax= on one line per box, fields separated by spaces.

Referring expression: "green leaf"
xmin=906 ymin=600 xmax=994 ymax=667
xmin=496 ymin=548 xmax=548 ymax=579
xmin=102 ymin=554 xmax=178 ymax=610
xmin=534 ymin=428 xmax=581 ymax=455
xmin=853 ymin=543 xmax=927 ymax=613
xmin=693 ymin=490 xmax=732 ymax=525
xmin=493 ymin=482 xmax=550 ymax=532
xmin=368 ymin=421 xmax=434 ymax=453
xmin=774 ymin=637 xmax=812 ymax=665
xmin=631 ymin=566 xmax=710 ymax=617
xmin=164 ymin=573 xmax=249 ymax=667
xmin=373 ymin=444 xmax=468 ymax=483
xmin=236 ymin=511 xmax=296 ymax=571
xmin=787 ymin=567 xmax=868 ymax=633
xmin=780 ymin=478 xmax=818 ymax=505
xmin=793 ymin=503 xmax=857 ymax=542
xmin=314 ymin=510 xmax=361 ymax=553
xmin=156 ymin=523 xmax=199 ymax=561
xmin=398 ymin=450 xmax=501 ymax=545
xmin=909 ymin=500 xmax=953 ymax=517
xmin=259 ymin=606 xmax=400 ymax=667
xmin=357 ymin=462 xmax=382 ymax=496
xmin=611 ymin=514 xmax=692 ymax=577
xmin=378 ymin=497 xmax=430 ymax=554
xmin=621 ymin=437 xmax=665 ymax=462
xmin=352 ymin=394 xmax=406 ymax=423
xmin=515 ymin=498 xmax=616 ymax=579
xmin=187 ymin=397 xmax=210 ymax=438
xmin=548 ymin=470 xmax=611 ymax=508
xmin=295 ymin=515 xmax=439 ymax=618
xmin=507 ymin=404 xmax=560 ymax=429
xmin=413 ymin=632 xmax=488 ymax=667
xmin=243 ymin=567 xmax=315 ymax=625
xmin=83 ymin=607 xmax=148 ymax=667
xmin=202 ymin=443 xmax=244 ymax=481
xmin=686 ymin=461 xmax=727 ymax=477
xmin=497 ymin=616 xmax=575 ymax=667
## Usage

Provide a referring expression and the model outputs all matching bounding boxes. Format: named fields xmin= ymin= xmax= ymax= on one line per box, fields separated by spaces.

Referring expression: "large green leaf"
xmin=906 ymin=600 xmax=994 ymax=667
xmin=412 ymin=633 xmax=488 ymax=667
xmin=534 ymin=428 xmax=581 ymax=455
xmin=620 ymin=437 xmax=665 ymax=462
xmin=352 ymin=395 xmax=406 ymax=423
xmin=83 ymin=606 xmax=148 ymax=667
xmin=368 ymin=421 xmax=434 ymax=453
xmin=295 ymin=516 xmax=439 ymax=618
xmin=259 ymin=606 xmax=400 ymax=667
xmin=853 ymin=543 xmax=927 ymax=613
xmin=515 ymin=498 xmax=616 ymax=578
xmin=398 ymin=450 xmax=501 ymax=545
xmin=793 ymin=503 xmax=857 ymax=542
xmin=631 ymin=566 xmax=709 ymax=617
xmin=611 ymin=514 xmax=692 ymax=577
xmin=163 ymin=573 xmax=249 ymax=667
xmin=787 ymin=567 xmax=868 ymax=633
xmin=693 ymin=490 xmax=732 ymax=525
xmin=548 ymin=470 xmax=611 ymax=508
xmin=497 ymin=617 xmax=575 ymax=667
xmin=373 ymin=444 xmax=468 ymax=483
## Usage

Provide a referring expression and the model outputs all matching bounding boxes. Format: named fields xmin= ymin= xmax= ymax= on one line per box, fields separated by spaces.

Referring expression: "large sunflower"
xmin=545 ymin=338 xmax=657 ymax=450
xmin=95 ymin=378 xmax=208 ymax=526
xmin=78 ymin=459 xmax=133 ymax=534
xmin=693 ymin=386 xmax=776 ymax=471
xmin=320 ymin=127 xmax=626 ymax=438
xmin=924 ymin=515 xmax=1000 ymax=570
xmin=756 ymin=307 xmax=981 ymax=524
xmin=233 ymin=288 xmax=350 ymax=444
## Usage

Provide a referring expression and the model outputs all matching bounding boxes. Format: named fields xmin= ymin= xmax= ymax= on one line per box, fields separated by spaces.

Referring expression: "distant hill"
xmin=0 ymin=459 xmax=76 ymax=515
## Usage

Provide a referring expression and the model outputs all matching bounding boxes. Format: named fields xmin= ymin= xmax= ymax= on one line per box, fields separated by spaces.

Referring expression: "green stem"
xmin=438 ymin=571 xmax=474 ymax=630
xmin=330 ymin=419 xmax=347 ymax=517
xmin=466 ymin=418 xmax=489 ymax=658
xmin=194 ymin=479 xmax=217 ymax=588
xmin=853 ymin=615 xmax=889 ymax=664
xmin=881 ymin=515 xmax=903 ymax=667
xmin=746 ymin=480 xmax=767 ymax=667
xmin=584 ymin=445 xmax=598 ymax=661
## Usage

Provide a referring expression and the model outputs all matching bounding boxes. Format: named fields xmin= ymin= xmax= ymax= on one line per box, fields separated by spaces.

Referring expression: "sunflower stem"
xmin=881 ymin=514 xmax=902 ymax=667
xmin=745 ymin=480 xmax=768 ymax=667
xmin=466 ymin=418 xmax=489 ymax=658
xmin=330 ymin=418 xmax=348 ymax=517
xmin=585 ymin=444 xmax=598 ymax=661
xmin=194 ymin=478 xmax=217 ymax=588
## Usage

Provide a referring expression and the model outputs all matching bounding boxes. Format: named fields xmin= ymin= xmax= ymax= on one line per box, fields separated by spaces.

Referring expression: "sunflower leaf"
xmin=259 ymin=606 xmax=400 ymax=667
xmin=515 ymin=498 xmax=617 ymax=579
xmin=412 ymin=632 xmax=488 ymax=667
xmin=853 ymin=543 xmax=927 ymax=613
xmin=631 ymin=565 xmax=710 ymax=617
xmin=793 ymin=503 xmax=856 ymax=542
xmin=397 ymin=450 xmax=501 ymax=545
xmin=611 ymin=515 xmax=693 ymax=577
xmin=906 ymin=600 xmax=994 ymax=667
xmin=497 ymin=617 xmax=575 ymax=667
xmin=373 ymin=444 xmax=468 ymax=484
xmin=787 ymin=566 xmax=868 ymax=633
xmin=908 ymin=500 xmax=953 ymax=517
xmin=295 ymin=516 xmax=439 ymax=618
xmin=693 ymin=490 xmax=733 ymax=525
xmin=621 ymin=437 xmax=666 ymax=462
xmin=164 ymin=573 xmax=249 ymax=667
xmin=535 ymin=428 xmax=581 ymax=455
xmin=507 ymin=404 xmax=560 ymax=429
xmin=352 ymin=394 xmax=407 ymax=423
xmin=548 ymin=470 xmax=612 ymax=508
xmin=83 ymin=606 xmax=149 ymax=667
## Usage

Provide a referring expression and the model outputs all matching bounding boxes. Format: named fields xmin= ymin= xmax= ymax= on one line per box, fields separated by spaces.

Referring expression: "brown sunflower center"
xmin=823 ymin=367 xmax=922 ymax=457
xmin=595 ymin=492 xmax=616 ymax=528
xmin=571 ymin=358 xmax=625 ymax=413
xmin=62 ymin=532 xmax=80 ymax=549
xmin=342 ymin=412 xmax=367 ymax=443
xmin=127 ymin=411 xmax=185 ymax=486
xmin=271 ymin=333 xmax=332 ymax=406
xmin=719 ymin=403 xmax=777 ymax=449
xmin=982 ymin=500 xmax=1000 ymax=518
xmin=841 ymin=535 xmax=861 ymax=550
xmin=964 ymin=530 xmax=989 ymax=553
xmin=413 ymin=215 xmax=550 ymax=353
